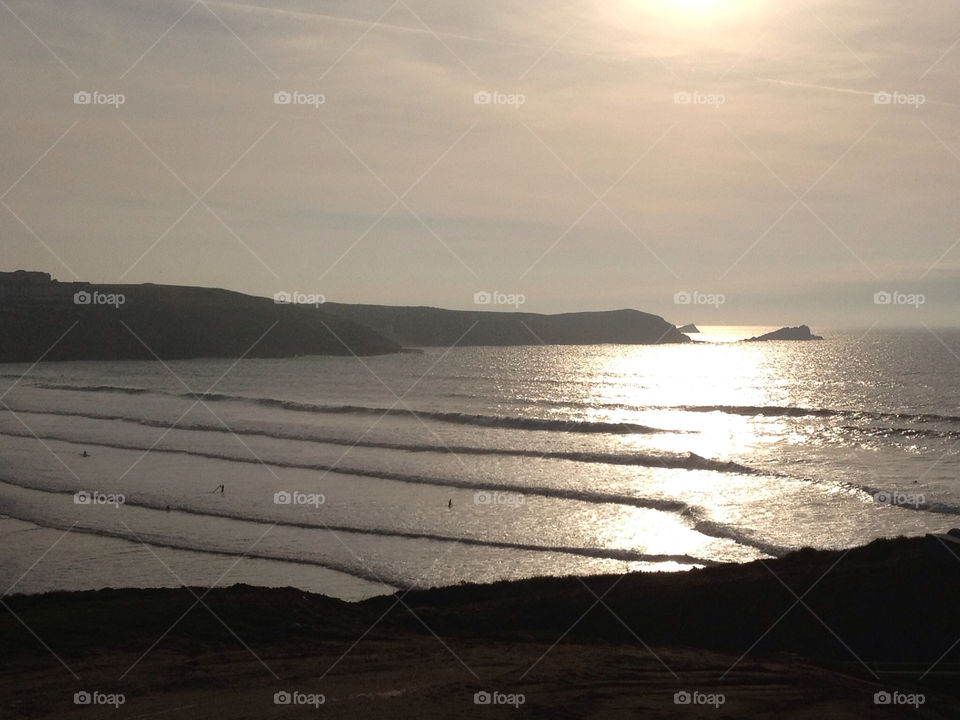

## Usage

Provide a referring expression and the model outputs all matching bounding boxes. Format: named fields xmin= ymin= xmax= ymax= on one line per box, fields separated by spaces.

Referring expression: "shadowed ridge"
xmin=321 ymin=302 xmax=691 ymax=346
xmin=0 ymin=271 xmax=400 ymax=361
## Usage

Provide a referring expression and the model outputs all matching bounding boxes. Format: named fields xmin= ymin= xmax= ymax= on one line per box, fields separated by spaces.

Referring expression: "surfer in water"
xmin=448 ymin=498 xmax=452 ymax=509
xmin=214 ymin=484 xmax=225 ymax=495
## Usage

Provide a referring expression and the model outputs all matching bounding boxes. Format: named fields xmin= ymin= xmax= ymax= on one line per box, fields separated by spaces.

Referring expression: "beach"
xmin=3 ymin=536 xmax=958 ymax=718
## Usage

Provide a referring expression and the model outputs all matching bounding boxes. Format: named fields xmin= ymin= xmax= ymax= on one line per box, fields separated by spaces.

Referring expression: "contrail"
xmin=759 ymin=77 xmax=960 ymax=109
xmin=759 ymin=78 xmax=879 ymax=97
xmin=201 ymin=0 xmax=680 ymax=65
xmin=204 ymin=0 xmax=568 ymax=53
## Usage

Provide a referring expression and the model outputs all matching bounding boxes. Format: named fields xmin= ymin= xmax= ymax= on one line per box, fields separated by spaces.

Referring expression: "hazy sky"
xmin=2 ymin=0 xmax=959 ymax=327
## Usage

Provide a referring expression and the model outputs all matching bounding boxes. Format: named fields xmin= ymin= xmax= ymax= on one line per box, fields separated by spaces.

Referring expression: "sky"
xmin=1 ymin=0 xmax=959 ymax=327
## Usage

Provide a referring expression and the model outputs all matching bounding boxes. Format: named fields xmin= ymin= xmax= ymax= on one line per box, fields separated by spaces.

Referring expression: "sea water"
xmin=1 ymin=328 xmax=958 ymax=600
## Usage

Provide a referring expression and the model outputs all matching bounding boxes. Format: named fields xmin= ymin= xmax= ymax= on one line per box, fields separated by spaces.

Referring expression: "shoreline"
xmin=2 ymin=535 xmax=959 ymax=718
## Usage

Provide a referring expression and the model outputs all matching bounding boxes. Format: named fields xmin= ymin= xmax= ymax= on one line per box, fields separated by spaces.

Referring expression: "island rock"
xmin=744 ymin=325 xmax=823 ymax=342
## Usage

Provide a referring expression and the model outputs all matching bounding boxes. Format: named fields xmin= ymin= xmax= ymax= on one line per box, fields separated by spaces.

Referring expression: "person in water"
xmin=214 ymin=484 xmax=224 ymax=495
xmin=448 ymin=498 xmax=452 ymax=509
xmin=81 ymin=451 xmax=89 ymax=458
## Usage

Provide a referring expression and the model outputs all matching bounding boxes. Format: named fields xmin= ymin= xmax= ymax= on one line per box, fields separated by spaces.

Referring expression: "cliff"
xmin=0 ymin=274 xmax=400 ymax=362
xmin=320 ymin=303 xmax=691 ymax=347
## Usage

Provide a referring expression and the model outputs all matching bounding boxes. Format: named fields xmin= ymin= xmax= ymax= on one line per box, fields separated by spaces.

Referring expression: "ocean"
xmin=1 ymin=327 xmax=958 ymax=601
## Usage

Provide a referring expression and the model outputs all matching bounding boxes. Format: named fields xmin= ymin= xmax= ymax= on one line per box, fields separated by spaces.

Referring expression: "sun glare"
xmin=655 ymin=0 xmax=745 ymax=22
xmin=636 ymin=0 xmax=755 ymax=25
xmin=662 ymin=0 xmax=719 ymax=11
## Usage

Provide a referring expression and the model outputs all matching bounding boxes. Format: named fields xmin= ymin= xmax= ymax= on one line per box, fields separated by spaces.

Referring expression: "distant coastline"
xmin=0 ymin=271 xmax=689 ymax=362
xmin=0 ymin=271 xmax=400 ymax=362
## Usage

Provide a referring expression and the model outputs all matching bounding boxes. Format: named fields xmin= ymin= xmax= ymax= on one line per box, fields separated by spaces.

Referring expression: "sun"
xmin=602 ymin=0 xmax=765 ymax=48
xmin=654 ymin=0 xmax=731 ymax=20
xmin=663 ymin=0 xmax=719 ymax=10
xmin=604 ymin=0 xmax=744 ymax=30
xmin=651 ymin=0 xmax=757 ymax=20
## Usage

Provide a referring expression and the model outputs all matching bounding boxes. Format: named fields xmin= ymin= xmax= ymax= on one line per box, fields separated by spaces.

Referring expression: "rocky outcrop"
xmin=744 ymin=325 xmax=823 ymax=342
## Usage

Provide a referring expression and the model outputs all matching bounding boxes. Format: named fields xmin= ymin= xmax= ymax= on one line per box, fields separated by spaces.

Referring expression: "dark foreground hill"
xmin=1 ymin=536 xmax=957 ymax=718
xmin=321 ymin=302 xmax=691 ymax=347
xmin=0 ymin=272 xmax=399 ymax=362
